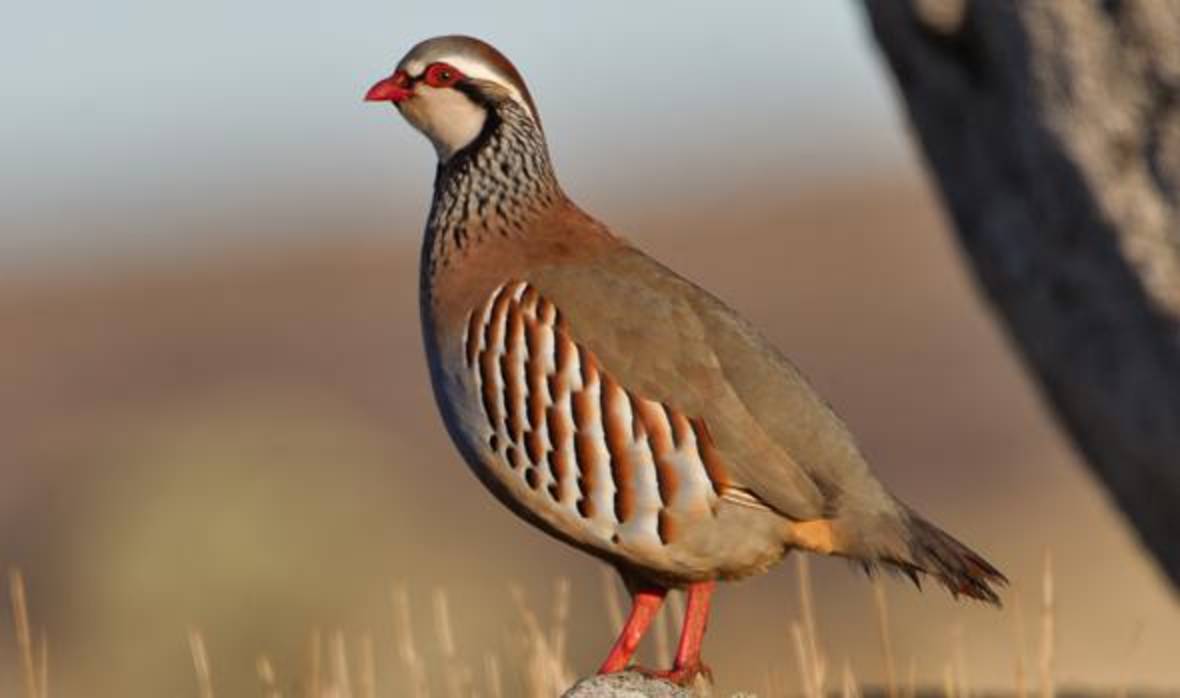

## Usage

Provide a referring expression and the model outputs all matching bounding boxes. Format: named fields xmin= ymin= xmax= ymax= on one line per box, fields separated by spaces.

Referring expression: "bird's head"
xmin=366 ymin=35 xmax=541 ymax=162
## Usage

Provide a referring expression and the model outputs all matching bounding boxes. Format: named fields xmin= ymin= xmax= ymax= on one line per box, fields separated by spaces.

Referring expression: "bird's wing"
xmin=526 ymin=244 xmax=890 ymax=524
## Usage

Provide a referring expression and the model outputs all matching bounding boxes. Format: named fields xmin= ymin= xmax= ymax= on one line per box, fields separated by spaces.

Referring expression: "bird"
xmin=365 ymin=35 xmax=1005 ymax=684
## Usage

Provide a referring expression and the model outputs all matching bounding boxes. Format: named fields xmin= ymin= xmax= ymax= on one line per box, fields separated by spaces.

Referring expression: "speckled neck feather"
xmin=423 ymin=99 xmax=562 ymax=279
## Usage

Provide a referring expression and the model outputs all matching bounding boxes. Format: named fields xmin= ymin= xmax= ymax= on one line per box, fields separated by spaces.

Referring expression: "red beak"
xmin=365 ymin=72 xmax=412 ymax=103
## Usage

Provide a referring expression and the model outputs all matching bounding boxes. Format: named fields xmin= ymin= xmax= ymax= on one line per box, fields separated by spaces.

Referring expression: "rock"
xmin=561 ymin=671 xmax=756 ymax=698
xmin=562 ymin=672 xmax=693 ymax=697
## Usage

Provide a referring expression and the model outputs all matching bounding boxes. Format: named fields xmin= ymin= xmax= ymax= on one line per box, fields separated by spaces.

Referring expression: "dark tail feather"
xmin=884 ymin=509 xmax=1007 ymax=606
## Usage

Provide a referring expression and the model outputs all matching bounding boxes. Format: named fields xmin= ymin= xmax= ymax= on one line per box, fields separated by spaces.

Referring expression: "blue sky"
xmin=1 ymin=1 xmax=912 ymax=266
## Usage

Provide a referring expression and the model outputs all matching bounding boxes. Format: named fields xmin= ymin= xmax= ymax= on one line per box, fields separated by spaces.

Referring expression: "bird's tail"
xmin=878 ymin=506 xmax=1006 ymax=605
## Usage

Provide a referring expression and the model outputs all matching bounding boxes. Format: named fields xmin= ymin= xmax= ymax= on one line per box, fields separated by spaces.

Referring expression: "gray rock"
xmin=561 ymin=672 xmax=693 ymax=697
xmin=561 ymin=671 xmax=755 ymax=698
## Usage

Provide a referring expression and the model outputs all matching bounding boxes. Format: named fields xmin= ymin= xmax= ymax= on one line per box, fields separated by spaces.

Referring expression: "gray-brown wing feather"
xmin=526 ymin=245 xmax=897 ymax=525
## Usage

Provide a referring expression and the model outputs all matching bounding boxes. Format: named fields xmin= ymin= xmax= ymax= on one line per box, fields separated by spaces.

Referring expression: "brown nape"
xmin=461 ymin=37 xmax=542 ymax=124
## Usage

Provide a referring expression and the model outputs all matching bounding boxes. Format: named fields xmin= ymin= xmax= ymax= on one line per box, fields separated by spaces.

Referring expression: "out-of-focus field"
xmin=1 ymin=175 xmax=1177 ymax=697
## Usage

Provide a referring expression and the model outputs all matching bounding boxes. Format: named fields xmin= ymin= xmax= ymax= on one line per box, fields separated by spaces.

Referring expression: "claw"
xmin=634 ymin=661 xmax=714 ymax=687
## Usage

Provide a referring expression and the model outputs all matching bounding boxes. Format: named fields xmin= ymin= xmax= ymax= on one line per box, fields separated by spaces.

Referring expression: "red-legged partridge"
xmin=365 ymin=35 xmax=1004 ymax=684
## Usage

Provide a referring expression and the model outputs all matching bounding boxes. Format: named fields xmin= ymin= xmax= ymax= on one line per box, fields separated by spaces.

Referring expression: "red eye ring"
xmin=423 ymin=62 xmax=464 ymax=88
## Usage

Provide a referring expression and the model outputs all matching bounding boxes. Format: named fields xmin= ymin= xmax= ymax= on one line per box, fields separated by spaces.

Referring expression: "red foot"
xmin=635 ymin=661 xmax=714 ymax=686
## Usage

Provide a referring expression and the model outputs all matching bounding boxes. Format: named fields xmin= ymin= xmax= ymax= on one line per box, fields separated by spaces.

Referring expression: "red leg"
xmin=673 ymin=580 xmax=715 ymax=671
xmin=636 ymin=580 xmax=717 ymax=685
xmin=598 ymin=586 xmax=667 ymax=674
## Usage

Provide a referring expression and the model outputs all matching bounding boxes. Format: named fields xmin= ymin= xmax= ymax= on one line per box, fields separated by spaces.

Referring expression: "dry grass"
xmin=11 ymin=535 xmax=1169 ymax=698
xmin=9 ymin=569 xmax=41 ymax=698
xmin=797 ymin=556 xmax=827 ymax=698
xmin=1040 ymin=551 xmax=1056 ymax=698
xmin=187 ymin=628 xmax=214 ymax=698
xmin=256 ymin=655 xmax=280 ymax=698
xmin=392 ymin=586 xmax=430 ymax=698
xmin=1012 ymin=591 xmax=1029 ymax=698
xmin=872 ymin=576 xmax=898 ymax=698
xmin=511 ymin=580 xmax=575 ymax=697
xmin=0 ymin=554 xmax=1141 ymax=698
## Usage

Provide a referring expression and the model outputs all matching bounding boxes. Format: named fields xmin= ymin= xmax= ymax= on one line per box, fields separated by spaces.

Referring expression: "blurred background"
xmin=2 ymin=1 xmax=1177 ymax=696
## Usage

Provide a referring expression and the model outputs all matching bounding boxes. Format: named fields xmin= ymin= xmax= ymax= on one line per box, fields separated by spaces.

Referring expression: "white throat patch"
xmin=399 ymin=84 xmax=488 ymax=161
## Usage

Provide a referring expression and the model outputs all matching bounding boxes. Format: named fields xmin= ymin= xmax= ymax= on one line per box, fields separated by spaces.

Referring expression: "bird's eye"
xmin=424 ymin=62 xmax=463 ymax=88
